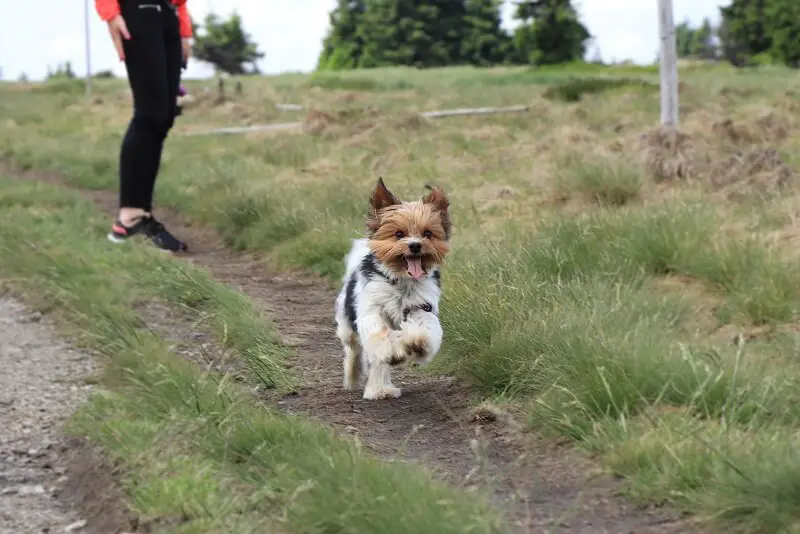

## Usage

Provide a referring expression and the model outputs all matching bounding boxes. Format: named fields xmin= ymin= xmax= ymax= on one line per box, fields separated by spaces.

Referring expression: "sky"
xmin=0 ymin=0 xmax=729 ymax=82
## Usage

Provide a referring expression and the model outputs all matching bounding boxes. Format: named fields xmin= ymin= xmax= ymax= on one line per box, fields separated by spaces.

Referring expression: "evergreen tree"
xmin=719 ymin=0 xmax=800 ymax=67
xmin=46 ymin=62 xmax=76 ymax=80
xmin=318 ymin=0 xmax=367 ymax=70
xmin=358 ymin=0 xmax=422 ymax=67
xmin=675 ymin=17 xmax=716 ymax=60
xmin=512 ymin=0 xmax=590 ymax=65
xmin=719 ymin=0 xmax=771 ymax=64
xmin=764 ymin=0 xmax=800 ymax=67
xmin=358 ymin=0 xmax=456 ymax=68
xmin=675 ymin=20 xmax=695 ymax=58
xmin=460 ymin=0 xmax=511 ymax=66
xmin=192 ymin=12 xmax=264 ymax=75
xmin=690 ymin=18 xmax=714 ymax=58
xmin=428 ymin=0 xmax=469 ymax=65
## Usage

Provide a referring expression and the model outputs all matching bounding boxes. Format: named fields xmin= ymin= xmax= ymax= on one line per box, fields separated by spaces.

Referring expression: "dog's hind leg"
xmin=337 ymin=324 xmax=363 ymax=390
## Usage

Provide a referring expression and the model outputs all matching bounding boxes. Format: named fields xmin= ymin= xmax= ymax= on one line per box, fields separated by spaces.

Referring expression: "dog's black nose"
xmin=408 ymin=242 xmax=421 ymax=254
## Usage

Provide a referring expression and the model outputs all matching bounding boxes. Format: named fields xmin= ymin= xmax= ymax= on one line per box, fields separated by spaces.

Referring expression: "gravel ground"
xmin=0 ymin=297 xmax=94 ymax=534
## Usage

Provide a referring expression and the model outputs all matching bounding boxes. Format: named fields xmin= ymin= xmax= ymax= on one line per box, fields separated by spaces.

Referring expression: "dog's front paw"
xmin=403 ymin=336 xmax=430 ymax=361
xmin=399 ymin=315 xmax=442 ymax=364
xmin=362 ymin=385 xmax=402 ymax=400
xmin=384 ymin=351 xmax=408 ymax=366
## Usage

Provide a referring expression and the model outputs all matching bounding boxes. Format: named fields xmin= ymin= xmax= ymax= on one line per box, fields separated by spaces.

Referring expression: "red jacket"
xmin=95 ymin=0 xmax=192 ymax=38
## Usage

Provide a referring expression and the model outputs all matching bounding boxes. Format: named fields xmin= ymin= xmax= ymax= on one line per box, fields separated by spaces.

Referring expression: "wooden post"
xmin=84 ymin=0 xmax=93 ymax=98
xmin=657 ymin=0 xmax=679 ymax=128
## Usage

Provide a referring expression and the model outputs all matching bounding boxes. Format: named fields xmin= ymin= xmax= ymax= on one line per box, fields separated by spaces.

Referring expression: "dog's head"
xmin=366 ymin=178 xmax=451 ymax=280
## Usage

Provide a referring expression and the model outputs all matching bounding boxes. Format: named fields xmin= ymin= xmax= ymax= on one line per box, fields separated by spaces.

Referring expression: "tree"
xmin=675 ymin=17 xmax=716 ymax=59
xmin=357 ymin=0 xmax=418 ymax=67
xmin=512 ymin=0 xmax=590 ymax=65
xmin=460 ymin=0 xmax=512 ymax=66
xmin=675 ymin=20 xmax=694 ymax=57
xmin=764 ymin=0 xmax=800 ymax=67
xmin=46 ymin=62 xmax=76 ymax=80
xmin=428 ymin=0 xmax=469 ymax=66
xmin=358 ymin=0 xmax=455 ymax=68
xmin=719 ymin=0 xmax=771 ymax=65
xmin=318 ymin=0 xmax=367 ymax=70
xmin=318 ymin=0 xmax=512 ymax=69
xmin=719 ymin=0 xmax=800 ymax=67
xmin=690 ymin=18 xmax=714 ymax=58
xmin=316 ymin=0 xmax=590 ymax=70
xmin=192 ymin=12 xmax=264 ymax=75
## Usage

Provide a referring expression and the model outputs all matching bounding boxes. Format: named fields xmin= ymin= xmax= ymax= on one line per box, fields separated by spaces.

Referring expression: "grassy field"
xmin=0 ymin=175 xmax=511 ymax=532
xmin=0 ymin=177 xmax=504 ymax=533
xmin=2 ymin=61 xmax=800 ymax=532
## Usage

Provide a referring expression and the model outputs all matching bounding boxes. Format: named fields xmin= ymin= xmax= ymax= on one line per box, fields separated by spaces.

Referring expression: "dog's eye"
xmin=422 ymin=230 xmax=433 ymax=239
xmin=395 ymin=231 xmax=405 ymax=239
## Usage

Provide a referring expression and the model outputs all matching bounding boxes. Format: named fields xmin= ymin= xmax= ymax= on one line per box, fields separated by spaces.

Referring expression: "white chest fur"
xmin=362 ymin=275 xmax=440 ymax=328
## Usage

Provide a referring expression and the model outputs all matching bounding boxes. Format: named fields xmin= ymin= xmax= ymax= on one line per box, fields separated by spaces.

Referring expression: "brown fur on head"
xmin=366 ymin=178 xmax=451 ymax=279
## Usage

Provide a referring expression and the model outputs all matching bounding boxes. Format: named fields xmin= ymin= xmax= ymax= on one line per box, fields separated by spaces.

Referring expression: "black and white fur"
xmin=334 ymin=238 xmax=443 ymax=400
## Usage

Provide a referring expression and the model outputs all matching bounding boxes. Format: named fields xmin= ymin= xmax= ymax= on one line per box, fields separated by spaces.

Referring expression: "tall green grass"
xmin=0 ymin=177 xmax=505 ymax=534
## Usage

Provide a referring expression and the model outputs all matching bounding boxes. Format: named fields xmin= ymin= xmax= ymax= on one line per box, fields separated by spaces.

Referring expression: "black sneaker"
xmin=143 ymin=216 xmax=188 ymax=252
xmin=107 ymin=216 xmax=151 ymax=244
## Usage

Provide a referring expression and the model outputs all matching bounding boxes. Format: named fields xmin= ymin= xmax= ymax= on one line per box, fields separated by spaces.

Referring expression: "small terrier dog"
xmin=334 ymin=178 xmax=451 ymax=400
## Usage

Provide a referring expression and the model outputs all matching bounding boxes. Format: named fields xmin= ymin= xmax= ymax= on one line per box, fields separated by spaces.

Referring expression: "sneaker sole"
xmin=108 ymin=232 xmax=181 ymax=253
xmin=107 ymin=232 xmax=127 ymax=244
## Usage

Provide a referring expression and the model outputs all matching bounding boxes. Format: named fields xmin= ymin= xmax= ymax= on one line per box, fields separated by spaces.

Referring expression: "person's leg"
xmin=135 ymin=1 xmax=187 ymax=252
xmin=112 ymin=0 xmax=170 ymax=233
xmin=109 ymin=0 xmax=185 ymax=251
xmin=141 ymin=3 xmax=182 ymax=213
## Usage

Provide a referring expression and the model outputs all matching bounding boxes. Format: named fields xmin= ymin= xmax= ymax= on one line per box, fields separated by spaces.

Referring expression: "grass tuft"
xmin=553 ymin=156 xmax=646 ymax=205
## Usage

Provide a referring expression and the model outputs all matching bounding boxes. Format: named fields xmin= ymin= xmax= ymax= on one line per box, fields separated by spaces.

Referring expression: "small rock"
xmin=18 ymin=484 xmax=46 ymax=495
xmin=16 ymin=311 xmax=43 ymax=323
xmin=345 ymin=425 xmax=358 ymax=434
xmin=64 ymin=520 xmax=88 ymax=532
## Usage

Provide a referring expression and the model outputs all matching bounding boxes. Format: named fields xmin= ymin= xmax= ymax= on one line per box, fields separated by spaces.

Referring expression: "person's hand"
xmin=107 ymin=15 xmax=131 ymax=61
xmin=182 ymin=38 xmax=191 ymax=64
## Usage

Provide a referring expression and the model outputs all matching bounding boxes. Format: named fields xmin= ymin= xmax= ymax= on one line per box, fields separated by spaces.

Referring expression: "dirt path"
xmin=0 ymin=297 xmax=93 ymax=534
xmin=19 ymin=173 xmax=698 ymax=533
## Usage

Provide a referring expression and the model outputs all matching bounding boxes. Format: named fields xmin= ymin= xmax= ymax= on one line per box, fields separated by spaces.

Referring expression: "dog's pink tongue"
xmin=406 ymin=257 xmax=425 ymax=279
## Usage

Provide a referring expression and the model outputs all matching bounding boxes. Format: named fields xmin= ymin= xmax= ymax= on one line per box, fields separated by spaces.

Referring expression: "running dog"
xmin=334 ymin=178 xmax=451 ymax=400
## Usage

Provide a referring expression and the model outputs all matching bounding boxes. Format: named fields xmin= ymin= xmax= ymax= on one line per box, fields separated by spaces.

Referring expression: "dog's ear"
xmin=422 ymin=184 xmax=449 ymax=214
xmin=371 ymin=177 xmax=400 ymax=211
xmin=367 ymin=178 xmax=400 ymax=235
xmin=422 ymin=185 xmax=451 ymax=239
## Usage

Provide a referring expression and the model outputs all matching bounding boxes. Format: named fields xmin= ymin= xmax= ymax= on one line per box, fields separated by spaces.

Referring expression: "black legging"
xmin=119 ymin=0 xmax=182 ymax=212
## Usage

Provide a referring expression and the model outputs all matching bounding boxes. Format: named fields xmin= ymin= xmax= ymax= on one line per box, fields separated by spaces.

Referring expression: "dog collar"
xmin=403 ymin=302 xmax=434 ymax=321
